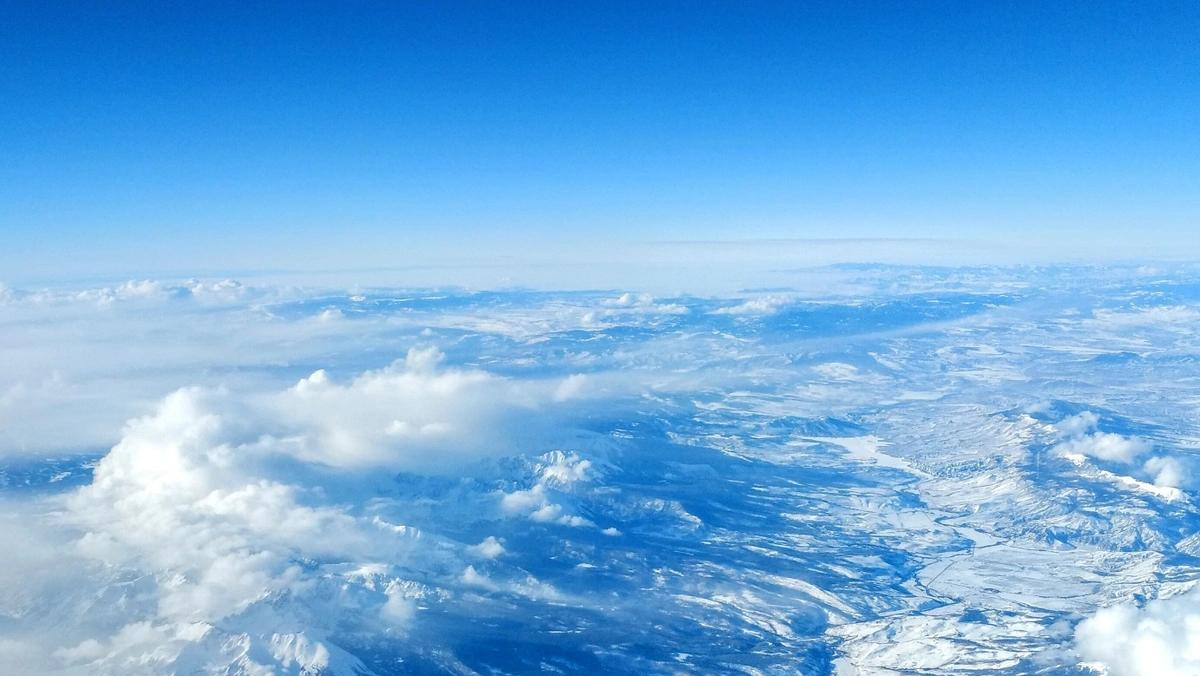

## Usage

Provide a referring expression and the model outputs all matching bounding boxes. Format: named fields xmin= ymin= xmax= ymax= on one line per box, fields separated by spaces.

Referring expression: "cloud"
xmin=64 ymin=386 xmax=386 ymax=626
xmin=1055 ymin=432 xmax=1151 ymax=464
xmin=710 ymin=295 xmax=792 ymax=316
xmin=468 ymin=536 xmax=506 ymax=560
xmin=600 ymin=292 xmax=689 ymax=315
xmin=499 ymin=451 xmax=596 ymax=528
xmin=2 ymin=345 xmax=603 ymax=673
xmin=1052 ymin=412 xmax=1152 ymax=464
xmin=1075 ymin=589 xmax=1200 ymax=675
xmin=0 ymin=278 xmax=297 ymax=457
xmin=1143 ymin=456 xmax=1189 ymax=488
xmin=272 ymin=348 xmax=554 ymax=471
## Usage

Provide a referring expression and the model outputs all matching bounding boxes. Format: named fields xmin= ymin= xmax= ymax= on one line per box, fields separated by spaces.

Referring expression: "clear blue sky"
xmin=2 ymin=1 xmax=1198 ymax=280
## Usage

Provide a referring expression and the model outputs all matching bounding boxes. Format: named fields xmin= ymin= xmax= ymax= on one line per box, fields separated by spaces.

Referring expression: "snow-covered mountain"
xmin=2 ymin=264 xmax=1198 ymax=674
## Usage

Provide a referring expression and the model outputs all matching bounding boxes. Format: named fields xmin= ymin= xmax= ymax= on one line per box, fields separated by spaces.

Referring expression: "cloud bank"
xmin=1076 ymin=589 xmax=1200 ymax=676
xmin=3 ymin=346 xmax=591 ymax=674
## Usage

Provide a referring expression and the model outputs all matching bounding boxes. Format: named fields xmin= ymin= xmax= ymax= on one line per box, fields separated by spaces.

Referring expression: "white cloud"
xmin=1144 ymin=456 xmax=1189 ymax=488
xmin=1057 ymin=411 xmax=1101 ymax=437
xmin=1055 ymin=432 xmax=1151 ymax=464
xmin=0 ymin=343 xmax=608 ymax=673
xmin=499 ymin=451 xmax=595 ymax=528
xmin=601 ymin=292 xmax=689 ymax=315
xmin=1052 ymin=413 xmax=1151 ymax=464
xmin=711 ymin=295 xmax=792 ymax=316
xmin=65 ymin=387 xmax=381 ymax=624
xmin=607 ymin=292 xmax=651 ymax=308
xmin=461 ymin=565 xmax=499 ymax=591
xmin=1076 ymin=588 xmax=1200 ymax=675
xmin=266 ymin=348 xmax=606 ymax=472
xmin=468 ymin=536 xmax=505 ymax=560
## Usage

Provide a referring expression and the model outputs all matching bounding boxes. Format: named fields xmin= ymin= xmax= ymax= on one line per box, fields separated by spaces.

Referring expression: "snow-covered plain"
xmin=2 ymin=264 xmax=1199 ymax=674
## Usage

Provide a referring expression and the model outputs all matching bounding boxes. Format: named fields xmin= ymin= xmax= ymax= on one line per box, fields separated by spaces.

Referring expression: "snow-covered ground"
xmin=2 ymin=264 xmax=1199 ymax=674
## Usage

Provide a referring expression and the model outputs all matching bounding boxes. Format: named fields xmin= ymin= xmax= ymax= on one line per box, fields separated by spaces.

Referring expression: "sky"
xmin=2 ymin=1 xmax=1198 ymax=282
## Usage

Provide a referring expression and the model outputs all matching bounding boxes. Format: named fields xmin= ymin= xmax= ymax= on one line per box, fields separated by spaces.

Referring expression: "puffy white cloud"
xmin=1076 ymin=589 xmax=1200 ymax=675
xmin=607 ymin=292 xmax=651 ymax=308
xmin=1144 ymin=456 xmax=1189 ymax=489
xmin=601 ymin=292 xmax=689 ymax=315
xmin=499 ymin=451 xmax=596 ymax=528
xmin=710 ymin=294 xmax=792 ymax=316
xmin=1057 ymin=411 xmax=1101 ymax=438
xmin=1052 ymin=412 xmax=1152 ymax=464
xmin=1055 ymin=432 xmax=1151 ymax=464
xmin=460 ymin=565 xmax=499 ymax=591
xmin=468 ymin=536 xmax=506 ymax=560
xmin=64 ymin=386 xmax=382 ymax=626
xmin=1050 ymin=412 xmax=1195 ymax=495
xmin=270 ymin=348 xmax=589 ymax=472
xmin=3 ymin=345 xmax=605 ymax=673
xmin=316 ymin=307 xmax=344 ymax=322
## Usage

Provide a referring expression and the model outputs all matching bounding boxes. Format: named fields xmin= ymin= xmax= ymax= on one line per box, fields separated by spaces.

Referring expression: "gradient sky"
xmin=2 ymin=1 xmax=1198 ymax=281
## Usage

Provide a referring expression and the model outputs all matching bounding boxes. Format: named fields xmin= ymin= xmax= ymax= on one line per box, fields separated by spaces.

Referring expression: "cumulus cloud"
xmin=1076 ymin=588 xmax=1200 ymax=675
xmin=0 ymin=345 xmax=604 ymax=673
xmin=468 ymin=536 xmax=506 ymax=559
xmin=710 ymin=294 xmax=792 ymax=316
xmin=272 ymin=348 xmax=558 ymax=471
xmin=1143 ymin=456 xmax=1189 ymax=488
xmin=499 ymin=451 xmax=596 ymax=528
xmin=1049 ymin=412 xmax=1194 ymax=499
xmin=1055 ymin=433 xmax=1151 ymax=464
xmin=1052 ymin=412 xmax=1152 ymax=464
xmin=62 ymin=386 xmax=394 ymax=635
xmin=19 ymin=278 xmax=251 ymax=308
xmin=601 ymin=292 xmax=689 ymax=315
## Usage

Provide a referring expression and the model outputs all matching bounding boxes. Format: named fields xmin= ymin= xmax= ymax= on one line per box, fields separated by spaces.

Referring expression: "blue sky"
xmin=2 ymin=1 xmax=1197 ymax=280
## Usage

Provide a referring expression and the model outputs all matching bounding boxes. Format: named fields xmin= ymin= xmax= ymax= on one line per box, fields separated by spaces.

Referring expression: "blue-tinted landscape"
xmin=4 ymin=2 xmax=1198 ymax=673
xmin=3 ymin=264 xmax=1198 ymax=673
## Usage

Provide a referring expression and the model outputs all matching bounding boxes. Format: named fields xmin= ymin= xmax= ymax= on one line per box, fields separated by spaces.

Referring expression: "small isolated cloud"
xmin=711 ymin=295 xmax=791 ymax=316
xmin=1143 ymin=456 xmax=1189 ymax=488
xmin=607 ymin=292 xmax=652 ymax=308
xmin=1052 ymin=412 xmax=1151 ymax=464
xmin=461 ymin=565 xmax=499 ymax=591
xmin=601 ymin=292 xmax=689 ymax=315
xmin=499 ymin=451 xmax=595 ymax=528
xmin=1076 ymin=588 xmax=1200 ymax=676
xmin=468 ymin=536 xmax=505 ymax=560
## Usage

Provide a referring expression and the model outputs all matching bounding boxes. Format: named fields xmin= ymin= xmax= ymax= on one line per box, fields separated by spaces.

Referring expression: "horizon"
xmin=3 ymin=2 xmax=1198 ymax=281
xmin=2 ymin=3 xmax=1199 ymax=675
